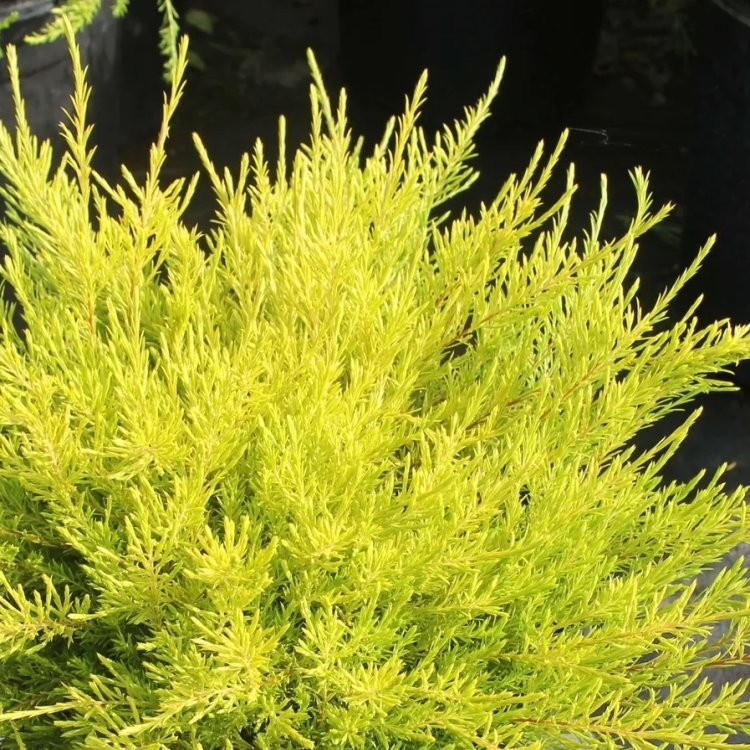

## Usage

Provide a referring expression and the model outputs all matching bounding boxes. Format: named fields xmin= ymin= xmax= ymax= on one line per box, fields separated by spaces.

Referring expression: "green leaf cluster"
xmin=14 ymin=0 xmax=180 ymax=79
xmin=0 ymin=28 xmax=749 ymax=750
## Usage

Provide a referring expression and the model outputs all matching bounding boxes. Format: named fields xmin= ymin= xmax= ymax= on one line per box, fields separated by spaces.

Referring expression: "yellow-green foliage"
xmin=17 ymin=0 xmax=179 ymax=78
xmin=0 ymin=31 xmax=749 ymax=750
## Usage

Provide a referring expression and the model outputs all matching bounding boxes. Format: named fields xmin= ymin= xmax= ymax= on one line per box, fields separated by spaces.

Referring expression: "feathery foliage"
xmin=0 ymin=26 xmax=749 ymax=750
xmin=18 ymin=0 xmax=180 ymax=79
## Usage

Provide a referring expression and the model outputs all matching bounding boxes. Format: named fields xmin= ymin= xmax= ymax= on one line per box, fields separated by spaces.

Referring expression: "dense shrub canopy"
xmin=0 ymin=32 xmax=749 ymax=750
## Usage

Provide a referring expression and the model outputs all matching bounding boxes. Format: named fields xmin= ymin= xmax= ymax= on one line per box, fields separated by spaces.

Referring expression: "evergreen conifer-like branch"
xmin=23 ymin=0 xmax=180 ymax=78
xmin=0 ymin=23 xmax=748 ymax=750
